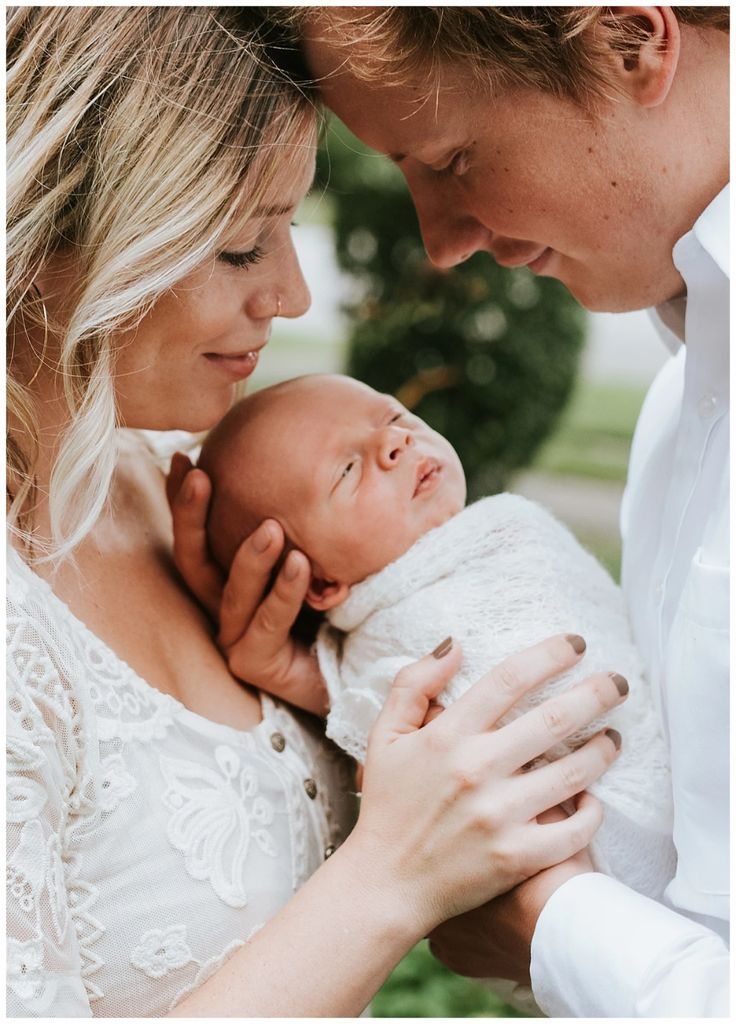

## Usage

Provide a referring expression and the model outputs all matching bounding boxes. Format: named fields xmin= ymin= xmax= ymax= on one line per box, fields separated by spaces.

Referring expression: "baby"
xmin=200 ymin=374 xmax=675 ymax=971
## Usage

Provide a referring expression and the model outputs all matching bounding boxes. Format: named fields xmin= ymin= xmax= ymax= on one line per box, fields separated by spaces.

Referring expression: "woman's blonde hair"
xmin=7 ymin=6 xmax=315 ymax=563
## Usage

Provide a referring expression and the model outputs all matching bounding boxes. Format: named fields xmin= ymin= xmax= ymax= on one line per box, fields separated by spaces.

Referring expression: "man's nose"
xmin=409 ymin=177 xmax=490 ymax=270
xmin=376 ymin=426 xmax=414 ymax=469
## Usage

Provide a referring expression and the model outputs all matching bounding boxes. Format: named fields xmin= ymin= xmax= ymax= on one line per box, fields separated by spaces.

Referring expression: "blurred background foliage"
xmin=316 ymin=119 xmax=586 ymax=498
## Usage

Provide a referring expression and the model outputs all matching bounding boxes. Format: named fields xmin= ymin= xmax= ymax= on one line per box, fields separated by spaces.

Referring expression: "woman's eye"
xmin=218 ymin=245 xmax=265 ymax=269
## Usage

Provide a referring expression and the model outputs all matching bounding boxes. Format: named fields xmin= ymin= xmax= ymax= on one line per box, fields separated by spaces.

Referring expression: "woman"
xmin=7 ymin=7 xmax=622 ymax=1016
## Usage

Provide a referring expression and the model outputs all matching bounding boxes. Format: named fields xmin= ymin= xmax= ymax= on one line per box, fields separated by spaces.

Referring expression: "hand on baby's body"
xmin=428 ymin=804 xmax=595 ymax=985
xmin=167 ymin=452 xmax=328 ymax=715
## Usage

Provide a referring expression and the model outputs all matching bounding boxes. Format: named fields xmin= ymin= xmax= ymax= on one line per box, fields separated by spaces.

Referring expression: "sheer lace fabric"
xmin=7 ymin=544 xmax=355 ymax=1017
xmin=319 ymin=495 xmax=676 ymax=890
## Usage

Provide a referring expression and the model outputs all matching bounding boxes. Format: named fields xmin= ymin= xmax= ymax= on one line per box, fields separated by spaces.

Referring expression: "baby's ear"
xmin=305 ymin=574 xmax=350 ymax=611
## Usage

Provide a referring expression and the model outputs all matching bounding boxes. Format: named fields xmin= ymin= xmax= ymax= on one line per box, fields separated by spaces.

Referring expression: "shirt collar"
xmin=651 ymin=183 xmax=730 ymax=351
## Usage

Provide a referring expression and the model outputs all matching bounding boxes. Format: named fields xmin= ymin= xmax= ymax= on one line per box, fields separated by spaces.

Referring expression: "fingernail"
xmin=181 ymin=476 xmax=196 ymax=505
xmin=605 ymin=728 xmax=622 ymax=751
xmin=432 ymin=636 xmax=453 ymax=659
xmin=283 ymin=551 xmax=300 ymax=581
xmin=609 ymin=672 xmax=629 ymax=697
xmin=252 ymin=523 xmax=272 ymax=554
xmin=566 ymin=634 xmax=586 ymax=654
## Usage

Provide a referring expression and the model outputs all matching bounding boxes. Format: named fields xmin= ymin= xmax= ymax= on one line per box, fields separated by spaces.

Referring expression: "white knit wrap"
xmin=318 ymin=494 xmax=675 ymax=898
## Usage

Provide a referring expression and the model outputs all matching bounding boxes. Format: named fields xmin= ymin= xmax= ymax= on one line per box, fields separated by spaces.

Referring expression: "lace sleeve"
xmin=6 ymin=605 xmax=94 ymax=1016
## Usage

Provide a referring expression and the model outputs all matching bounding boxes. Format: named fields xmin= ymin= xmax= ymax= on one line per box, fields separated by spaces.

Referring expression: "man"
xmin=295 ymin=6 xmax=729 ymax=1017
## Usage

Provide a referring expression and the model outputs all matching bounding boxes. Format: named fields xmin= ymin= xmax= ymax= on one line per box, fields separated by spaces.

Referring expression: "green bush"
xmin=318 ymin=118 xmax=586 ymax=498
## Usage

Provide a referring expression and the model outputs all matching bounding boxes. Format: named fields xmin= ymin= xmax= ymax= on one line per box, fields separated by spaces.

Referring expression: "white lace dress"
xmin=6 ymin=544 xmax=356 ymax=1017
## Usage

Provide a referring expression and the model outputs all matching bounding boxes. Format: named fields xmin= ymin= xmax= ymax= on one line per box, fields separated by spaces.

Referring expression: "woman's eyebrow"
xmin=255 ymin=203 xmax=294 ymax=217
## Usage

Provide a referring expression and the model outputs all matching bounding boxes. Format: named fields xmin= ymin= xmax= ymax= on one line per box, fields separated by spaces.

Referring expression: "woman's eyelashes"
xmin=218 ymin=245 xmax=266 ymax=269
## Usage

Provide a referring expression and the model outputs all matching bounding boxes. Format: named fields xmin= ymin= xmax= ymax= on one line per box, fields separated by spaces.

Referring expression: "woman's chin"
xmin=121 ymin=390 xmax=241 ymax=434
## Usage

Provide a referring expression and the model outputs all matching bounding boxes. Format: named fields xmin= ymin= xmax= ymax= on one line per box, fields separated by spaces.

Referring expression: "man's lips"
xmin=492 ymin=246 xmax=553 ymax=272
xmin=413 ymin=457 xmax=442 ymax=497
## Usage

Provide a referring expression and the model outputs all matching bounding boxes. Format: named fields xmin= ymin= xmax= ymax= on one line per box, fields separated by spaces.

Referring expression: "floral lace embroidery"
xmin=7 ymin=937 xmax=45 ymax=1002
xmin=160 ymin=745 xmax=278 ymax=908
xmin=98 ymin=753 xmax=137 ymax=813
xmin=130 ymin=924 xmax=194 ymax=979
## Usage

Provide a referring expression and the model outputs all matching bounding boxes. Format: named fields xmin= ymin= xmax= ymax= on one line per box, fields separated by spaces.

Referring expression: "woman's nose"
xmin=376 ymin=426 xmax=414 ymax=469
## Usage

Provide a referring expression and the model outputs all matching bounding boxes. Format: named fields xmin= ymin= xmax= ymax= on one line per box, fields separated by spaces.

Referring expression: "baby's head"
xmin=200 ymin=374 xmax=467 ymax=610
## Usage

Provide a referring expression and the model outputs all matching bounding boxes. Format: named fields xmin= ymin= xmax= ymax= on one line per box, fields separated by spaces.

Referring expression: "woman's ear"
xmin=305 ymin=573 xmax=350 ymax=611
xmin=604 ymin=6 xmax=681 ymax=108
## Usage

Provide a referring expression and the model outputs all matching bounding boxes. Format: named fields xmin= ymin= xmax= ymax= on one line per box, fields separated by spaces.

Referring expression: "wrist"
xmin=335 ymin=828 xmax=433 ymax=948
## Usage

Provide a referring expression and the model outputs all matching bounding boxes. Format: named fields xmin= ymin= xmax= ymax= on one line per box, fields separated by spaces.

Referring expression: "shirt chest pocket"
xmin=664 ymin=550 xmax=729 ymax=918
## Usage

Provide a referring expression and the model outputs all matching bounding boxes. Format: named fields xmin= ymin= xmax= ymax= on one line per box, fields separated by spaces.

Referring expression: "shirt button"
xmin=303 ymin=778 xmax=318 ymax=800
xmin=697 ymin=392 xmax=718 ymax=420
xmin=270 ymin=732 xmax=286 ymax=753
xmin=324 ymin=844 xmax=336 ymax=859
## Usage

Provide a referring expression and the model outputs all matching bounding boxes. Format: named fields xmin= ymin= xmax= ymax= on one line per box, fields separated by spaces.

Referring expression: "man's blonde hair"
xmin=7 ymin=7 xmax=315 ymax=562
xmin=286 ymin=6 xmax=729 ymax=106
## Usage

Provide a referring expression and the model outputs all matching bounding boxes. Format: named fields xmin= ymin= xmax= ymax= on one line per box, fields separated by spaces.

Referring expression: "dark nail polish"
xmin=609 ymin=672 xmax=629 ymax=697
xmin=432 ymin=637 xmax=453 ymax=659
xmin=566 ymin=634 xmax=586 ymax=654
xmin=605 ymin=728 xmax=622 ymax=751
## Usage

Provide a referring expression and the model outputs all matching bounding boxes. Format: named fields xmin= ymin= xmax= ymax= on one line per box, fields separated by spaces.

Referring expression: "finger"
xmin=166 ymin=451 xmax=194 ymax=509
xmin=368 ymin=637 xmax=462 ymax=749
xmin=422 ymin=701 xmax=445 ymax=726
xmin=516 ymin=729 xmax=622 ymax=820
xmin=493 ymin=670 xmax=628 ymax=771
xmin=217 ymin=520 xmax=288 ymax=648
xmin=443 ymin=633 xmax=587 ymax=732
xmin=221 ymin=543 xmax=309 ymax=653
xmin=170 ymin=466 xmax=224 ymax=617
xmin=525 ymin=790 xmax=603 ymax=868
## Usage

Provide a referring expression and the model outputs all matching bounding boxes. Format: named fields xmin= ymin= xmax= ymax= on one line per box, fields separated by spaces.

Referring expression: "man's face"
xmin=305 ymin=39 xmax=688 ymax=313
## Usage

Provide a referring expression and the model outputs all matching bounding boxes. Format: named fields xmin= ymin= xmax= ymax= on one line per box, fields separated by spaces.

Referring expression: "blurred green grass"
xmin=533 ymin=382 xmax=645 ymax=483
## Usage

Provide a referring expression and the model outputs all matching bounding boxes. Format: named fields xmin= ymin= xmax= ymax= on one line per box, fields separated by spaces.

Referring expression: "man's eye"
xmin=437 ymin=148 xmax=471 ymax=178
xmin=218 ymin=246 xmax=265 ymax=269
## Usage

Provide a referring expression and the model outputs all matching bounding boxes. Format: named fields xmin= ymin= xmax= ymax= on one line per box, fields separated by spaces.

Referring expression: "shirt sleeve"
xmin=530 ymin=873 xmax=729 ymax=1017
xmin=6 ymin=615 xmax=94 ymax=1017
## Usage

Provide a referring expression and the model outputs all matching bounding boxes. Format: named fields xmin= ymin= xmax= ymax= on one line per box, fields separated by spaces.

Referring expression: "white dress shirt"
xmin=530 ymin=184 xmax=730 ymax=1017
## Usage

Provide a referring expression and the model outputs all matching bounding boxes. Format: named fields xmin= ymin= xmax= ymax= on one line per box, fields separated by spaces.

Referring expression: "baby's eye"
xmin=389 ymin=412 xmax=405 ymax=423
xmin=341 ymin=461 xmax=354 ymax=479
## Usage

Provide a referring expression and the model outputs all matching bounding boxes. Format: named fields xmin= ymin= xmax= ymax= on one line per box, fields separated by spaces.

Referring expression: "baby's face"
xmin=252 ymin=376 xmax=466 ymax=589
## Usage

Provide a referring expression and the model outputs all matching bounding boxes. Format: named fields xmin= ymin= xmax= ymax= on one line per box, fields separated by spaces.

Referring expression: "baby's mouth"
xmin=413 ymin=458 xmax=442 ymax=497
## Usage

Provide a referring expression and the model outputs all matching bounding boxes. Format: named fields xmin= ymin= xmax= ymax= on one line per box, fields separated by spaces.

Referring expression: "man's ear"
xmin=305 ymin=573 xmax=350 ymax=611
xmin=605 ymin=6 xmax=680 ymax=108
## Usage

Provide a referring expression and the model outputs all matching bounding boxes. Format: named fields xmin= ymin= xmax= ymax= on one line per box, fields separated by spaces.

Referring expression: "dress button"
xmin=270 ymin=732 xmax=286 ymax=753
xmin=303 ymin=778 xmax=318 ymax=800
xmin=697 ymin=392 xmax=718 ymax=420
xmin=324 ymin=844 xmax=336 ymax=859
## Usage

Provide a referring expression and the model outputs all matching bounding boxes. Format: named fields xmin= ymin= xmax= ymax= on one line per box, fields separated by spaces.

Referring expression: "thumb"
xmin=369 ymin=637 xmax=462 ymax=749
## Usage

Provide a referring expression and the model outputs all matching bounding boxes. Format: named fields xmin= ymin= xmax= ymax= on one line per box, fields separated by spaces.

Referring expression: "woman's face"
xmin=113 ymin=151 xmax=315 ymax=433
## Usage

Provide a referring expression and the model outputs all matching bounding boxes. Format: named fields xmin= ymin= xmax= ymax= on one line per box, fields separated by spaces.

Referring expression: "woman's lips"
xmin=413 ymin=458 xmax=442 ymax=497
xmin=204 ymin=350 xmax=261 ymax=380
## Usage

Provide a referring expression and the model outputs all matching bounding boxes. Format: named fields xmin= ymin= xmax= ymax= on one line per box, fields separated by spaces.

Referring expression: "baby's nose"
xmin=377 ymin=427 xmax=413 ymax=469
